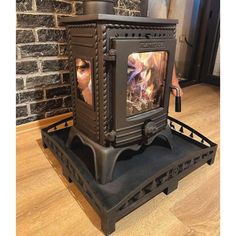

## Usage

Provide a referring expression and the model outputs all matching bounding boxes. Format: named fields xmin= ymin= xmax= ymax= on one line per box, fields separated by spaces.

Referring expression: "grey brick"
xmin=16 ymin=61 xmax=38 ymax=74
xmin=16 ymin=78 xmax=24 ymax=90
xmin=16 ymin=0 xmax=32 ymax=12
xmin=16 ymin=105 xmax=28 ymax=118
xmin=37 ymin=29 xmax=66 ymax=42
xmin=36 ymin=0 xmax=72 ymax=14
xmin=17 ymin=14 xmax=55 ymax=28
xmin=30 ymin=99 xmax=63 ymax=114
xmin=26 ymin=74 xmax=61 ymax=89
xmin=63 ymin=95 xmax=72 ymax=107
xmin=41 ymin=59 xmax=69 ymax=72
xmin=16 ymin=30 xmax=35 ymax=44
xmin=129 ymin=11 xmax=141 ymax=17
xmin=45 ymin=107 xmax=71 ymax=118
xmin=20 ymin=44 xmax=58 ymax=58
xmin=16 ymin=93 xmax=20 ymax=104
xmin=62 ymin=73 xmax=70 ymax=84
xmin=46 ymin=85 xmax=71 ymax=98
xmin=58 ymin=44 xmax=68 ymax=56
xmin=114 ymin=8 xmax=130 ymax=16
xmin=75 ymin=2 xmax=83 ymax=15
xmin=117 ymin=0 xmax=141 ymax=11
xmin=17 ymin=90 xmax=44 ymax=103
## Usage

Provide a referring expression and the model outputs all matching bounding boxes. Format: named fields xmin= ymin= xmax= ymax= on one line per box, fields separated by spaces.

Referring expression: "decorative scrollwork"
xmin=105 ymin=24 xmax=176 ymax=38
xmin=115 ymin=149 xmax=213 ymax=214
xmin=67 ymin=28 xmax=77 ymax=125
xmin=102 ymin=25 xmax=109 ymax=144
xmin=94 ymin=26 xmax=100 ymax=140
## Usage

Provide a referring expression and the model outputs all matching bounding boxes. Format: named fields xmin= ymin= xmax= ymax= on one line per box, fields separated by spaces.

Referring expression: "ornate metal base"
xmin=64 ymin=125 xmax=174 ymax=184
xmin=41 ymin=116 xmax=217 ymax=235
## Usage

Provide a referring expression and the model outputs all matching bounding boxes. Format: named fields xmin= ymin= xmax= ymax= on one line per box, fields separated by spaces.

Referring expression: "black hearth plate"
xmin=41 ymin=116 xmax=217 ymax=235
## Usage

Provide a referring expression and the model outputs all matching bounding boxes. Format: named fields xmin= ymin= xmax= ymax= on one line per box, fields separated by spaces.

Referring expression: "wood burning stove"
xmin=60 ymin=1 xmax=182 ymax=185
xmin=41 ymin=1 xmax=217 ymax=235
xmin=64 ymin=14 xmax=178 ymax=146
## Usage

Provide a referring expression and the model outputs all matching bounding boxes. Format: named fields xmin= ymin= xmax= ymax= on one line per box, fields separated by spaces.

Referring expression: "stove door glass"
xmin=127 ymin=51 xmax=168 ymax=116
xmin=75 ymin=58 xmax=93 ymax=106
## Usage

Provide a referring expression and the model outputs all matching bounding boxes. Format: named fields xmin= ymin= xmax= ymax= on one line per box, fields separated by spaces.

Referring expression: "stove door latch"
xmin=144 ymin=121 xmax=159 ymax=137
xmin=104 ymin=49 xmax=116 ymax=62
xmin=105 ymin=130 xmax=116 ymax=142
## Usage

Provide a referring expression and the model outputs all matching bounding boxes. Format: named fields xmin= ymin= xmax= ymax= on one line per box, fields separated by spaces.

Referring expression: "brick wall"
xmin=16 ymin=0 xmax=141 ymax=125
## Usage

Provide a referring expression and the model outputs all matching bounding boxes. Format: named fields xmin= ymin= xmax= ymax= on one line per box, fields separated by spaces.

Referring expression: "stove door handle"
xmin=170 ymin=85 xmax=182 ymax=112
xmin=175 ymin=95 xmax=181 ymax=112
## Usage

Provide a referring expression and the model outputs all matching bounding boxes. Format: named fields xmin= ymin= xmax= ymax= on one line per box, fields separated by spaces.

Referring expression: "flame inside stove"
xmin=127 ymin=51 xmax=168 ymax=116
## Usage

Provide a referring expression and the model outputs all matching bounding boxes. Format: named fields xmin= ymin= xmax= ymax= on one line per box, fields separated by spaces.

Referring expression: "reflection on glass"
xmin=127 ymin=51 xmax=168 ymax=116
xmin=76 ymin=58 xmax=93 ymax=106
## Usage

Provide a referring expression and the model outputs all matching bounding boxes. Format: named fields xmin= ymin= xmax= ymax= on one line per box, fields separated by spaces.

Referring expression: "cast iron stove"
xmin=41 ymin=1 xmax=217 ymax=235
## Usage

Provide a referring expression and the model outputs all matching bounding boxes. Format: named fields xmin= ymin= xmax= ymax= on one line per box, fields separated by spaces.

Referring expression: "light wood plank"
xmin=16 ymin=84 xmax=220 ymax=235
xmin=16 ymin=112 xmax=72 ymax=135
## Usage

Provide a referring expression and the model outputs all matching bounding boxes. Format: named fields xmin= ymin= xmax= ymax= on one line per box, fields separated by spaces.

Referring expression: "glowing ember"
xmin=127 ymin=51 xmax=168 ymax=116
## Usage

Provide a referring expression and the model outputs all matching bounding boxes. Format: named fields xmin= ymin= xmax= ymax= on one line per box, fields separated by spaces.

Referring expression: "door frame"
xmin=199 ymin=0 xmax=220 ymax=86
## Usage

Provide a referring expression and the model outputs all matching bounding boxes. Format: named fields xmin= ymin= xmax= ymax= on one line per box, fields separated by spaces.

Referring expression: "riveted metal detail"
xmin=94 ymin=26 xmax=100 ymax=140
xmin=105 ymin=23 xmax=176 ymax=39
xmin=102 ymin=25 xmax=109 ymax=144
xmin=67 ymin=27 xmax=77 ymax=125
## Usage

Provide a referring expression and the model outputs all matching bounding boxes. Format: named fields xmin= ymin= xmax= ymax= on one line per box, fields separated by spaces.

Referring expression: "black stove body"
xmin=65 ymin=15 xmax=177 ymax=147
xmin=62 ymin=5 xmax=180 ymax=185
xmin=41 ymin=1 xmax=217 ymax=235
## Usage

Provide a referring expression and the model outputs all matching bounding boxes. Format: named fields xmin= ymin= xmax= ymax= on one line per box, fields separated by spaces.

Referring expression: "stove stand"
xmin=40 ymin=2 xmax=217 ymax=234
xmin=64 ymin=122 xmax=174 ymax=185
xmin=41 ymin=116 xmax=217 ymax=235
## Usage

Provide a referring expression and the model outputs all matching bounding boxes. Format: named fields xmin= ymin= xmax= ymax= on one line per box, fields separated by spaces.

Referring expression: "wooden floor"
xmin=16 ymin=84 xmax=220 ymax=236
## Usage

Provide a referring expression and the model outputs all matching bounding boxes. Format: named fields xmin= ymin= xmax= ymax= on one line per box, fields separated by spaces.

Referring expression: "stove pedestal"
xmin=64 ymin=125 xmax=175 ymax=185
xmin=41 ymin=116 xmax=217 ymax=235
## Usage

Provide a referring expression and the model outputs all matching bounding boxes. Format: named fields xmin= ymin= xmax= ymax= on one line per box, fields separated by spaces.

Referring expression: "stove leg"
xmin=163 ymin=181 xmax=178 ymax=195
xmin=207 ymin=157 xmax=215 ymax=165
xmin=95 ymin=145 xmax=139 ymax=184
xmin=101 ymin=216 xmax=115 ymax=236
xmin=65 ymin=126 xmax=77 ymax=148
xmin=157 ymin=126 xmax=175 ymax=150
xmin=147 ymin=126 xmax=174 ymax=150
xmin=96 ymin=150 xmax=120 ymax=184
xmin=41 ymin=131 xmax=48 ymax=148
xmin=42 ymin=141 xmax=47 ymax=149
xmin=63 ymin=167 xmax=72 ymax=183
xmin=64 ymin=126 xmax=140 ymax=184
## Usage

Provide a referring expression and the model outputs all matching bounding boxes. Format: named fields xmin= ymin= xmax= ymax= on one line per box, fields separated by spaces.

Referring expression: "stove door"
xmin=111 ymin=38 xmax=176 ymax=146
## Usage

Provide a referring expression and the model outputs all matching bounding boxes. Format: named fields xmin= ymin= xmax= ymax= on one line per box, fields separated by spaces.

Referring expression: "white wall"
xmin=147 ymin=0 xmax=195 ymax=78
